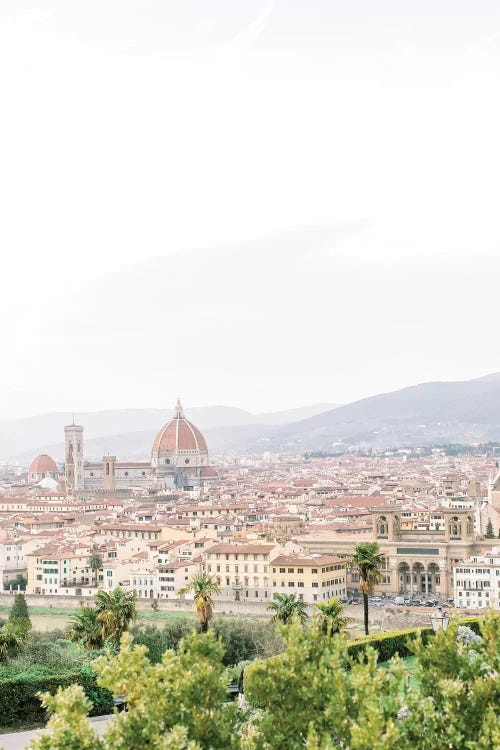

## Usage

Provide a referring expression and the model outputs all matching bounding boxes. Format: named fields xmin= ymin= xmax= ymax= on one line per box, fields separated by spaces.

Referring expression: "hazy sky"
xmin=1 ymin=1 xmax=500 ymax=419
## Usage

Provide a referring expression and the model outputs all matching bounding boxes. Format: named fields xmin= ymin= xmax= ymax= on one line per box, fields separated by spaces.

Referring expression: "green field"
xmin=0 ymin=605 xmax=196 ymax=632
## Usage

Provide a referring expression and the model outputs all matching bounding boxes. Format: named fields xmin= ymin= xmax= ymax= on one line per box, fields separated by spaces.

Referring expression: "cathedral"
xmin=63 ymin=400 xmax=217 ymax=495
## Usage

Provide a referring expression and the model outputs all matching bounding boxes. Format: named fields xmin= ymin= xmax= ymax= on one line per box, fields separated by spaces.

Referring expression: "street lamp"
xmin=431 ymin=607 xmax=450 ymax=632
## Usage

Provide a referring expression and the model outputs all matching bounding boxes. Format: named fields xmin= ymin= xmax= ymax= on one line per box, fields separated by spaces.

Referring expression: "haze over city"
xmin=2 ymin=1 xmax=500 ymax=419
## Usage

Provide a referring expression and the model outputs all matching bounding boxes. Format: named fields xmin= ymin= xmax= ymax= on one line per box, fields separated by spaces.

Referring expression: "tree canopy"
xmin=267 ymin=593 xmax=308 ymax=626
xmin=29 ymin=614 xmax=500 ymax=750
xmin=178 ymin=571 xmax=220 ymax=633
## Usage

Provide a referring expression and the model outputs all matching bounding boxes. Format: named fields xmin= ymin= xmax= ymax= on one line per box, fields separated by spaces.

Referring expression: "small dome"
xmin=152 ymin=399 xmax=208 ymax=453
xmin=29 ymin=454 xmax=58 ymax=474
xmin=200 ymin=466 xmax=218 ymax=478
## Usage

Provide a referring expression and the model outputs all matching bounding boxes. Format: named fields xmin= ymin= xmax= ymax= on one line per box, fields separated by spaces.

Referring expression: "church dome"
xmin=29 ymin=454 xmax=58 ymax=474
xmin=152 ymin=400 xmax=208 ymax=453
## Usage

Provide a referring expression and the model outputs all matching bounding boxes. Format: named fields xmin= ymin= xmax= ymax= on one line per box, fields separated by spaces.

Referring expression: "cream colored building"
xmin=270 ymin=554 xmax=346 ymax=603
xmin=204 ymin=543 xmax=277 ymax=602
xmin=453 ymin=547 xmax=500 ymax=610
xmin=26 ymin=543 xmax=100 ymax=596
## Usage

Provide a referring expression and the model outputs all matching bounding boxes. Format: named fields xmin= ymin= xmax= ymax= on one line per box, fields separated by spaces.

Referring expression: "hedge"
xmin=0 ymin=667 xmax=113 ymax=727
xmin=347 ymin=616 xmax=484 ymax=663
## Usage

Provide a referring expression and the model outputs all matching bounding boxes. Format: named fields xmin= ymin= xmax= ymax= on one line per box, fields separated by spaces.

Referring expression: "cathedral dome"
xmin=152 ymin=400 xmax=208 ymax=454
xmin=29 ymin=454 xmax=58 ymax=474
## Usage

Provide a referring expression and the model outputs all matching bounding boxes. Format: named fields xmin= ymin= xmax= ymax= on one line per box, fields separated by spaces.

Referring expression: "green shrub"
xmin=347 ymin=616 xmax=484 ymax=663
xmin=0 ymin=666 xmax=113 ymax=727
xmin=347 ymin=626 xmax=433 ymax=662
xmin=129 ymin=618 xmax=194 ymax=662
xmin=130 ymin=617 xmax=283 ymax=666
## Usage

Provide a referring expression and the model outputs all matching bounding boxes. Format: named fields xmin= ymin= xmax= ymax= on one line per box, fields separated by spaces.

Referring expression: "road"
xmin=0 ymin=715 xmax=112 ymax=750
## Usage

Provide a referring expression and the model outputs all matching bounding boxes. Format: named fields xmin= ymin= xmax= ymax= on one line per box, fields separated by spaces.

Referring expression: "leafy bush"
xmin=347 ymin=626 xmax=434 ymax=662
xmin=27 ymin=614 xmax=500 ymax=750
xmin=130 ymin=617 xmax=283 ymax=666
xmin=0 ymin=666 xmax=113 ymax=727
xmin=347 ymin=616 xmax=484 ymax=663
xmin=211 ymin=617 xmax=284 ymax=665
xmin=129 ymin=618 xmax=194 ymax=662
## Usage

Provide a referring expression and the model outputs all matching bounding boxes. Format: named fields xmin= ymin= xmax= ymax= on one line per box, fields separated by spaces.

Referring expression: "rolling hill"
xmin=263 ymin=374 xmax=500 ymax=451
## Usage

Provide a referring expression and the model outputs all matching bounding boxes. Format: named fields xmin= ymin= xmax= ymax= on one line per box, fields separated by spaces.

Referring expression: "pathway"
xmin=0 ymin=714 xmax=112 ymax=750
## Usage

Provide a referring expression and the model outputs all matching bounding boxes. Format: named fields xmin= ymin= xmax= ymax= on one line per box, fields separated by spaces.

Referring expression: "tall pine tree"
xmin=485 ymin=519 xmax=495 ymax=538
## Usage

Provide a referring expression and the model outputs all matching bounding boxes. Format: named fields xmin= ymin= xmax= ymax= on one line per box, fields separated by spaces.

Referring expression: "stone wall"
xmin=0 ymin=590 xmax=271 ymax=617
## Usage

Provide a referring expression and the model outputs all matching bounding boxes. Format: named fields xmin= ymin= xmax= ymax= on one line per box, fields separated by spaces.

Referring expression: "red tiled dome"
xmin=29 ymin=454 xmax=58 ymax=473
xmin=152 ymin=400 xmax=208 ymax=453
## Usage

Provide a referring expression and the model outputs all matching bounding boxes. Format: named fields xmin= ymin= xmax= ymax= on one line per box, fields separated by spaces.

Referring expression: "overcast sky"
xmin=1 ymin=1 xmax=500 ymax=419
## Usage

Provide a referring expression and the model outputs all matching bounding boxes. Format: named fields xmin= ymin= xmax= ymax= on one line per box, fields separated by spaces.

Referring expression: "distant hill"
xmin=261 ymin=374 xmax=500 ymax=451
xmin=10 ymin=372 xmax=500 ymax=460
xmin=3 ymin=403 xmax=337 ymax=462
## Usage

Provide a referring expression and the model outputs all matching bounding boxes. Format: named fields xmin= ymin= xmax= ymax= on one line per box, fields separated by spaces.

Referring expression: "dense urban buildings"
xmin=1 ymin=421 xmax=499 ymax=609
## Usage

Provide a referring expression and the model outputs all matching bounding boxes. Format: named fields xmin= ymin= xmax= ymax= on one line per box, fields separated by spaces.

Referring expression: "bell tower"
xmin=64 ymin=422 xmax=84 ymax=494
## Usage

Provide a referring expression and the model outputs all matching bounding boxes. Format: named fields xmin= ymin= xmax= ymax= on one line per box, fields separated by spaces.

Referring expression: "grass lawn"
xmin=0 ymin=604 xmax=194 ymax=620
xmin=378 ymin=655 xmax=418 ymax=687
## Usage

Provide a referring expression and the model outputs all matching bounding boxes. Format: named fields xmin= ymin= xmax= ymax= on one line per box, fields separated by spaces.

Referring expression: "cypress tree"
xmin=485 ymin=519 xmax=495 ymax=539
xmin=8 ymin=592 xmax=31 ymax=631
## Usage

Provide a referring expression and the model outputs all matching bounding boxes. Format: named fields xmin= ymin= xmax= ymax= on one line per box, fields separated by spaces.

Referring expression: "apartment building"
xmin=26 ymin=543 xmax=100 ymax=596
xmin=204 ymin=543 xmax=277 ymax=601
xmin=453 ymin=547 xmax=500 ymax=610
xmin=270 ymin=554 xmax=346 ymax=603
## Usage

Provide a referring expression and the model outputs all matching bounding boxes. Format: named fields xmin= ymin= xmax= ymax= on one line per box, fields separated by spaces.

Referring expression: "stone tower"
xmin=64 ymin=422 xmax=84 ymax=494
xmin=103 ymin=455 xmax=116 ymax=493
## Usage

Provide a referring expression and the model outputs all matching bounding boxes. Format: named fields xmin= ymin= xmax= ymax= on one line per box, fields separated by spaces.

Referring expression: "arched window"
xmin=377 ymin=516 xmax=387 ymax=536
xmin=165 ymin=458 xmax=170 ymax=465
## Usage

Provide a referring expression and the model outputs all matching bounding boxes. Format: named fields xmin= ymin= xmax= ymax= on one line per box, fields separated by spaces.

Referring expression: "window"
xmin=297 ymin=568 xmax=304 ymax=574
xmin=185 ymin=459 xmax=190 ymax=464
xmin=311 ymin=568 xmax=318 ymax=574
xmin=279 ymin=567 xmax=286 ymax=573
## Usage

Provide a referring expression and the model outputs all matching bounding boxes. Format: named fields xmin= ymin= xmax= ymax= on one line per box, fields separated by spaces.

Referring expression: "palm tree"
xmin=178 ymin=571 xmax=220 ymax=633
xmin=267 ymin=593 xmax=308 ymax=626
xmin=95 ymin=588 xmax=137 ymax=646
xmin=88 ymin=549 xmax=103 ymax=587
xmin=349 ymin=542 xmax=384 ymax=636
xmin=66 ymin=607 xmax=104 ymax=650
xmin=315 ymin=597 xmax=348 ymax=636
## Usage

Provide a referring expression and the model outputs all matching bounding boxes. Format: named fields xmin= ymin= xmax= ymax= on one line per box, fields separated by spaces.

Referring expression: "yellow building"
xmin=270 ymin=554 xmax=347 ymax=603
